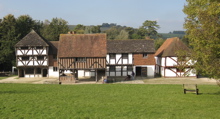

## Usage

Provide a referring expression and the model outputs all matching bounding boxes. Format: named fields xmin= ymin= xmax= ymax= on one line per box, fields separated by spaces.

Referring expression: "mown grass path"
xmin=0 ymin=84 xmax=220 ymax=118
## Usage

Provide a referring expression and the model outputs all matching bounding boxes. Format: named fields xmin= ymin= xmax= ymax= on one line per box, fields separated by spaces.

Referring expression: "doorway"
xmin=43 ymin=69 xmax=48 ymax=77
xmin=19 ymin=69 xmax=24 ymax=77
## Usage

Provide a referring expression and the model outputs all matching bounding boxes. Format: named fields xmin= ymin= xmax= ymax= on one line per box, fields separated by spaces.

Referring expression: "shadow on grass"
xmin=198 ymin=91 xmax=220 ymax=95
xmin=0 ymin=90 xmax=43 ymax=94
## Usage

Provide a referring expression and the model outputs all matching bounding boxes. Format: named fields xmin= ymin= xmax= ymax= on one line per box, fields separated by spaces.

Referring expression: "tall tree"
xmin=41 ymin=18 xmax=69 ymax=41
xmin=0 ymin=14 xmax=19 ymax=70
xmin=183 ymin=0 xmax=220 ymax=79
xmin=16 ymin=15 xmax=43 ymax=39
xmin=139 ymin=20 xmax=160 ymax=38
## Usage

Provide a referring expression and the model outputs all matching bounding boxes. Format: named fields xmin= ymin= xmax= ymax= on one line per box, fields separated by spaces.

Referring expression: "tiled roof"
xmin=155 ymin=37 xmax=190 ymax=57
xmin=107 ymin=39 xmax=155 ymax=53
xmin=58 ymin=34 xmax=107 ymax=57
xmin=15 ymin=30 xmax=49 ymax=47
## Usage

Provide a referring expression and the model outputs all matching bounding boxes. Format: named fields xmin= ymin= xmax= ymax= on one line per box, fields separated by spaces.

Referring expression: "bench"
xmin=183 ymin=84 xmax=199 ymax=95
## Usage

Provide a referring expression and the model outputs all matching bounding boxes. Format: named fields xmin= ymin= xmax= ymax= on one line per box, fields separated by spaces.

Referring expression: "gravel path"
xmin=0 ymin=76 xmax=218 ymax=85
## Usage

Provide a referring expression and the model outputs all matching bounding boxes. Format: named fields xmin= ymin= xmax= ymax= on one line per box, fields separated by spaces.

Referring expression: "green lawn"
xmin=0 ymin=84 xmax=220 ymax=119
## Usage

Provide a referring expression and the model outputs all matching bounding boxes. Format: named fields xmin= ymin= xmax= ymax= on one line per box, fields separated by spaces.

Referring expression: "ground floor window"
xmin=36 ymin=68 xmax=41 ymax=74
xmin=53 ymin=67 xmax=58 ymax=72
xmin=26 ymin=68 xmax=34 ymax=74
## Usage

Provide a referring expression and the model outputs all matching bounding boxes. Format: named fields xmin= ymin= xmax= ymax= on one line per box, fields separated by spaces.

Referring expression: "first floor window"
xmin=122 ymin=53 xmax=128 ymax=59
xmin=22 ymin=56 xmax=29 ymax=61
xmin=143 ymin=53 xmax=148 ymax=58
xmin=110 ymin=54 xmax=116 ymax=59
xmin=37 ymin=56 xmax=44 ymax=60
xmin=53 ymin=67 xmax=58 ymax=72
xmin=75 ymin=57 xmax=86 ymax=62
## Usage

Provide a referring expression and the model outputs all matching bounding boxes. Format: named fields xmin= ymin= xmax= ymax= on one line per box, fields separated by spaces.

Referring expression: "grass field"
xmin=0 ymin=84 xmax=220 ymax=119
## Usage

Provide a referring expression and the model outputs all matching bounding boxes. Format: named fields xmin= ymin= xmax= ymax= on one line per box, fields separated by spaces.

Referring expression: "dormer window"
xmin=143 ymin=53 xmax=148 ymax=58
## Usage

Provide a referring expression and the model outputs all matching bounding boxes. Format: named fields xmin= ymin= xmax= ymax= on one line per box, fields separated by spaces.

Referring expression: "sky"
xmin=0 ymin=0 xmax=187 ymax=33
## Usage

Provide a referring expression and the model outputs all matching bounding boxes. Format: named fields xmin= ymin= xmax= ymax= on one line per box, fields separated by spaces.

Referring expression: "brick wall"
xmin=49 ymin=55 xmax=57 ymax=67
xmin=133 ymin=53 xmax=155 ymax=65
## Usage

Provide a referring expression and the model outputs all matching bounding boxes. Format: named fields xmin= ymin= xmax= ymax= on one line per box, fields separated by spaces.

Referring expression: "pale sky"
xmin=0 ymin=0 xmax=186 ymax=33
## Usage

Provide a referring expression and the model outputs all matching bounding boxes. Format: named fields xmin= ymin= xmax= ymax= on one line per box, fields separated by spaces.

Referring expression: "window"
xmin=75 ymin=57 xmax=86 ymax=62
xmin=26 ymin=68 xmax=34 ymax=74
xmin=122 ymin=53 xmax=128 ymax=59
xmin=37 ymin=56 xmax=44 ymax=60
xmin=36 ymin=46 xmax=43 ymax=49
xmin=53 ymin=55 xmax=57 ymax=60
xmin=109 ymin=66 xmax=115 ymax=72
xmin=127 ymin=66 xmax=133 ymax=71
xmin=22 ymin=56 xmax=29 ymax=61
xmin=143 ymin=53 xmax=148 ymax=58
xmin=110 ymin=54 xmax=116 ymax=59
xmin=20 ymin=47 xmax=28 ymax=50
xmin=36 ymin=68 xmax=41 ymax=74
xmin=53 ymin=67 xmax=58 ymax=72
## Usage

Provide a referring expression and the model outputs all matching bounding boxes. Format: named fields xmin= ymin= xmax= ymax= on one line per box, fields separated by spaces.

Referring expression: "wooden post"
xmin=95 ymin=69 xmax=97 ymax=82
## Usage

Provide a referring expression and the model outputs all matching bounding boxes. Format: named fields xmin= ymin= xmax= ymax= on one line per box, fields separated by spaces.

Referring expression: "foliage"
xmin=0 ymin=14 xmax=19 ymax=70
xmin=115 ymin=30 xmax=129 ymax=40
xmin=158 ymin=33 xmax=185 ymax=39
xmin=73 ymin=24 xmax=85 ymax=34
xmin=139 ymin=20 xmax=160 ymax=38
xmin=84 ymin=25 xmax=101 ymax=34
xmin=104 ymin=26 xmax=120 ymax=40
xmin=183 ymin=0 xmax=220 ymax=79
xmin=154 ymin=38 xmax=165 ymax=50
xmin=41 ymin=18 xmax=69 ymax=41
xmin=16 ymin=15 xmax=43 ymax=39
xmin=0 ymin=84 xmax=220 ymax=118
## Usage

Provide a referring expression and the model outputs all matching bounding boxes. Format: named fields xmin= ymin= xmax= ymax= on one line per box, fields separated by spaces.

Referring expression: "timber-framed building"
xmin=107 ymin=39 xmax=155 ymax=77
xmin=15 ymin=30 xmax=50 ymax=77
xmin=154 ymin=37 xmax=196 ymax=77
xmin=58 ymin=33 xmax=107 ymax=83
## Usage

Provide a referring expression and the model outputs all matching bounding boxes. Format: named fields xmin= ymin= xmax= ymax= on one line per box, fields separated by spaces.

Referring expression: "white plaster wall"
xmin=48 ymin=66 xmax=59 ymax=77
xmin=128 ymin=54 xmax=132 ymax=64
xmin=106 ymin=54 xmax=110 ymax=64
xmin=147 ymin=65 xmax=155 ymax=77
xmin=116 ymin=54 xmax=121 ymax=64
xmin=25 ymin=74 xmax=35 ymax=78
xmin=165 ymin=68 xmax=176 ymax=77
xmin=166 ymin=57 xmax=177 ymax=66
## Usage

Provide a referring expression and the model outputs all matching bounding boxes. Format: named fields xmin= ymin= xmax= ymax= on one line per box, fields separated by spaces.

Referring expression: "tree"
xmin=84 ymin=25 xmax=101 ymax=34
xmin=41 ymin=18 xmax=69 ymax=41
xmin=0 ymin=14 xmax=19 ymax=70
xmin=183 ymin=0 xmax=220 ymax=79
xmin=115 ymin=30 xmax=129 ymax=40
xmin=105 ymin=26 xmax=120 ymax=40
xmin=154 ymin=38 xmax=165 ymax=50
xmin=74 ymin=24 xmax=85 ymax=34
xmin=139 ymin=20 xmax=160 ymax=38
